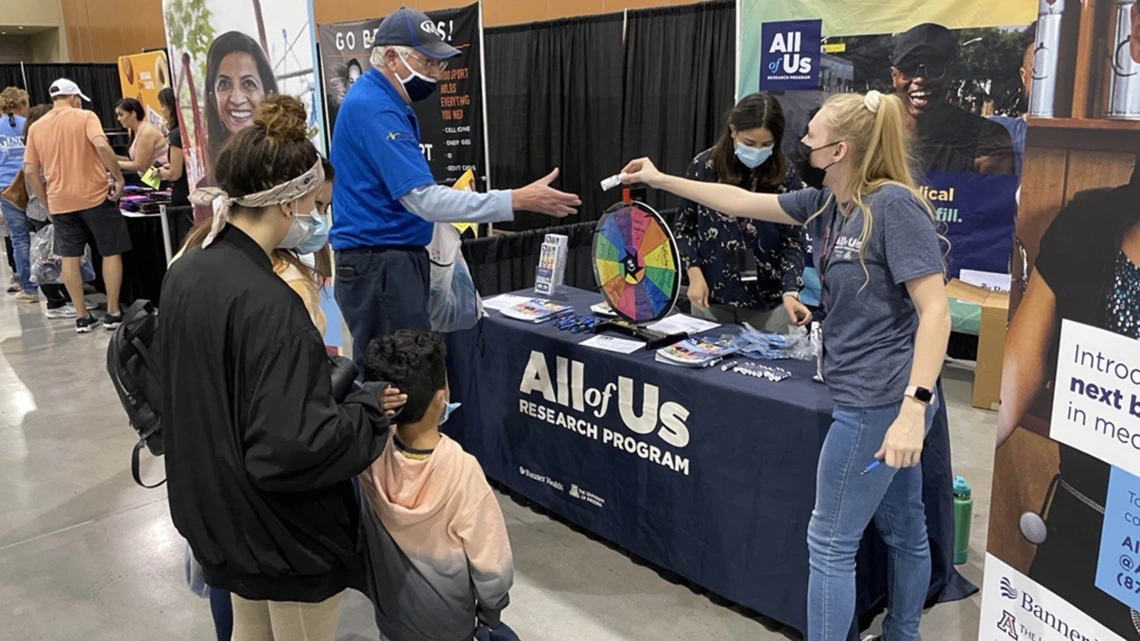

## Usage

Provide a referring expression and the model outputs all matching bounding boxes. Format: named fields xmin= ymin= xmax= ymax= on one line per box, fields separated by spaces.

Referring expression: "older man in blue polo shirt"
xmin=331 ymin=7 xmax=579 ymax=366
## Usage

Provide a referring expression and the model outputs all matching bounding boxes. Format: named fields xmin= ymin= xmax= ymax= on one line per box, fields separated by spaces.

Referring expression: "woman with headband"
xmin=621 ymin=90 xmax=950 ymax=641
xmin=159 ymin=95 xmax=401 ymax=640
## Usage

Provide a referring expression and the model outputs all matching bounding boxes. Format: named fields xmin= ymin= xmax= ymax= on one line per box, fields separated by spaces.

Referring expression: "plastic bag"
xmin=183 ymin=540 xmax=210 ymax=598
xmin=427 ymin=223 xmax=484 ymax=333
xmin=29 ymin=225 xmax=95 ymax=285
xmin=732 ymin=323 xmax=818 ymax=361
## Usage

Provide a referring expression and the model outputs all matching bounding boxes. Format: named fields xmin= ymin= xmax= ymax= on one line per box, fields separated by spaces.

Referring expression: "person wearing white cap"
xmin=24 ymin=78 xmax=129 ymax=334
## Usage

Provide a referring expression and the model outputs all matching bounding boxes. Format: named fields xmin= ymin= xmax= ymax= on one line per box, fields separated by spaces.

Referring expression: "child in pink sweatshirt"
xmin=358 ymin=330 xmax=515 ymax=641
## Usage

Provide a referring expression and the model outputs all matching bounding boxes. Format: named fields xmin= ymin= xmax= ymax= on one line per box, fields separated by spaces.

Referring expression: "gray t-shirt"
xmin=777 ymin=184 xmax=943 ymax=408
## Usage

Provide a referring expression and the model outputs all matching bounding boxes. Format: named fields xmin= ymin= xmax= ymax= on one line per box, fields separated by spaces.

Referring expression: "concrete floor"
xmin=0 ymin=290 xmax=996 ymax=641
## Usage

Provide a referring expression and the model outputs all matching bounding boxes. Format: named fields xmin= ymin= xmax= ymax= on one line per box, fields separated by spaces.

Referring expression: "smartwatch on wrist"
xmin=905 ymin=386 xmax=934 ymax=405
xmin=783 ymin=291 xmax=800 ymax=300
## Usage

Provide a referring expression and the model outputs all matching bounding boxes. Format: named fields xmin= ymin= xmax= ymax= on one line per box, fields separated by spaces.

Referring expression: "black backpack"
xmin=106 ymin=299 xmax=165 ymax=488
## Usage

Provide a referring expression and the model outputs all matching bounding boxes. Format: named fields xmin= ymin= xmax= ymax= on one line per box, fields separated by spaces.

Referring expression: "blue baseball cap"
xmin=375 ymin=7 xmax=461 ymax=60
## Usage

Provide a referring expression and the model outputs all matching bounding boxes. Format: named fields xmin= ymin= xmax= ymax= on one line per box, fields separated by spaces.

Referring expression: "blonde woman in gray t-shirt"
xmin=621 ymin=90 xmax=950 ymax=641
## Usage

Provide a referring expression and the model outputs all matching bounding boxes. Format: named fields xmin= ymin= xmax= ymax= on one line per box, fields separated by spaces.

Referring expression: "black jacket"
xmin=159 ymin=225 xmax=389 ymax=603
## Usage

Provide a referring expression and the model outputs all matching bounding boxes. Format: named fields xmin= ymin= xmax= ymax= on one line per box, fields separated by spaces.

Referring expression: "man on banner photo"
xmin=330 ymin=7 xmax=580 ymax=369
xmin=890 ymin=23 xmax=1015 ymax=176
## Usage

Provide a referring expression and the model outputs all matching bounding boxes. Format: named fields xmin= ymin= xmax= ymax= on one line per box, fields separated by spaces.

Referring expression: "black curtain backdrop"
xmin=485 ymin=14 xmax=625 ymax=232
xmin=0 ymin=63 xmax=121 ymax=130
xmin=621 ymin=1 xmax=736 ymax=212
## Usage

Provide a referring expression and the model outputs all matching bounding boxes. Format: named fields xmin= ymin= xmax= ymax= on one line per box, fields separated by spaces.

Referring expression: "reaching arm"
xmin=244 ymin=331 xmax=389 ymax=492
xmin=621 ymin=157 xmax=797 ymax=225
xmin=996 ymin=274 xmax=1057 ymax=447
xmin=24 ymin=163 xmax=48 ymax=212
xmin=117 ymin=129 xmax=161 ymax=173
xmin=160 ymin=145 xmax=184 ymax=182
xmin=399 ymin=184 xmax=514 ymax=225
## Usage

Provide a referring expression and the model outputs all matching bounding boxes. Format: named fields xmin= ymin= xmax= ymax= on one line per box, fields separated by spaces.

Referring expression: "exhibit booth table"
xmin=445 ymin=287 xmax=976 ymax=639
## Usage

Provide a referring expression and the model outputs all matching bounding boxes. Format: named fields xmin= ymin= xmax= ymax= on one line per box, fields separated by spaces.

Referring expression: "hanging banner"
xmin=118 ymin=51 xmax=171 ymax=132
xmin=162 ymin=0 xmax=324 ymax=210
xmin=738 ymin=0 xmax=1036 ymax=276
xmin=760 ymin=20 xmax=822 ymax=90
xmin=983 ymin=0 xmax=1140 ymax=638
xmin=318 ymin=2 xmax=486 ymax=189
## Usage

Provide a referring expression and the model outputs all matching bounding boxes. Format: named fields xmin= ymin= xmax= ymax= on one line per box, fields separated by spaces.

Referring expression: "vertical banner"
xmin=982 ymin=0 xmax=1140 ymax=639
xmin=118 ymin=51 xmax=172 ymax=132
xmin=738 ymin=0 xmax=1037 ymax=277
xmin=318 ymin=3 xmax=486 ymax=189
xmin=162 ymin=0 xmax=324 ymax=202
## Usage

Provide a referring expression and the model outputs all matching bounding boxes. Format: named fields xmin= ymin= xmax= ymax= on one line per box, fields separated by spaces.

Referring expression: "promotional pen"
xmin=861 ymin=460 xmax=882 ymax=475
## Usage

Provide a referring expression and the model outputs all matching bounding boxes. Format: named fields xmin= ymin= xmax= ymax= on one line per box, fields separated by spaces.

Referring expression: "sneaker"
xmin=75 ymin=315 xmax=98 ymax=333
xmin=14 ymin=291 xmax=39 ymax=304
xmin=6 ymin=280 xmax=19 ymax=293
xmin=45 ymin=304 xmax=77 ymax=319
xmin=103 ymin=312 xmax=123 ymax=331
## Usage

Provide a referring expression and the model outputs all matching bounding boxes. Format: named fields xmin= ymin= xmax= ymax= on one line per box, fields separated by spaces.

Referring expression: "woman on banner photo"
xmin=163 ymin=0 xmax=319 ymax=203
xmin=620 ymin=89 xmax=951 ymax=641
xmin=997 ymin=167 xmax=1140 ymax=640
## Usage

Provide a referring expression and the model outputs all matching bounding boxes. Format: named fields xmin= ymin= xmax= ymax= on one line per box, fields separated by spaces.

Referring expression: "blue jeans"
xmin=807 ymin=399 xmax=937 ymax=641
xmin=209 ymin=587 xmax=233 ymax=641
xmin=1 ymin=201 xmax=35 ymax=294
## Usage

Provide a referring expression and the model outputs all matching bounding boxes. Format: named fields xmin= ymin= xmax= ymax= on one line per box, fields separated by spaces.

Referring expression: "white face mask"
xmin=278 ymin=207 xmax=319 ymax=250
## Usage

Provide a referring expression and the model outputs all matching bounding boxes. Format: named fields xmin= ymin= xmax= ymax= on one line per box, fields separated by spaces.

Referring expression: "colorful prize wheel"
xmin=592 ymin=201 xmax=680 ymax=323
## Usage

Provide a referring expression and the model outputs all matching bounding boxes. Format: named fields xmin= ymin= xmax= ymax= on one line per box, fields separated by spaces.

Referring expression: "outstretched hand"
xmin=512 ymin=168 xmax=581 ymax=218
xmin=620 ymin=158 xmax=665 ymax=188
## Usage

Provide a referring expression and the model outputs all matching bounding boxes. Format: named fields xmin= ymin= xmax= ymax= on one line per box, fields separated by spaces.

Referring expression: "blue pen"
xmin=861 ymin=461 xmax=882 ymax=475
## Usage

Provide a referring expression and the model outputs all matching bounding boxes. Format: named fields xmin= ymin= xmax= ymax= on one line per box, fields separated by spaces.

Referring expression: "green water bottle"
xmin=953 ymin=476 xmax=973 ymax=565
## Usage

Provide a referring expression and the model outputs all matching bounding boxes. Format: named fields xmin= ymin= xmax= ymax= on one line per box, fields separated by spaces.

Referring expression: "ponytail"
xmin=816 ymin=90 xmax=946 ymax=286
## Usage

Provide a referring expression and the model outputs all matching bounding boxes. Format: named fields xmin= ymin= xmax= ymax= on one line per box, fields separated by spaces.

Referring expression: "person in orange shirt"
xmin=359 ymin=330 xmax=516 ymax=641
xmin=24 ymin=78 xmax=128 ymax=333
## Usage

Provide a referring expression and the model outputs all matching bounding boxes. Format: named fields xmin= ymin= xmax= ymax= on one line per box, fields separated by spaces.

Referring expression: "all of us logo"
xmin=767 ymin=30 xmax=812 ymax=75
xmin=760 ymin=19 xmax=822 ymax=91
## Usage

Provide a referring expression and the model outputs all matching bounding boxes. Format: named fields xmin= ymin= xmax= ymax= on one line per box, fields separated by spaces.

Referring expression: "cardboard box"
xmin=947 ymin=278 xmax=1010 ymax=410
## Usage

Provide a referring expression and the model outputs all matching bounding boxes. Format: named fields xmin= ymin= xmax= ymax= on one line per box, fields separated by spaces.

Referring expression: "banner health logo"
xmin=761 ymin=19 xmax=821 ymax=90
xmin=998 ymin=574 xmax=1101 ymax=641
xmin=518 ymin=351 xmax=691 ymax=476
xmin=1000 ymin=577 xmax=1019 ymax=600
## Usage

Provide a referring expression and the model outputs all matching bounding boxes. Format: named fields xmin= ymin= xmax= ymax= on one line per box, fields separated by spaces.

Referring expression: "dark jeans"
xmin=27 ymin=218 xmax=70 ymax=309
xmin=209 ymin=587 xmax=233 ymax=641
xmin=334 ymin=247 xmax=430 ymax=371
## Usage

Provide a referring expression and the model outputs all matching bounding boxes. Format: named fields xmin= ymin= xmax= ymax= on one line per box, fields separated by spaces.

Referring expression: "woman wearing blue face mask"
xmin=676 ymin=92 xmax=811 ymax=331
xmin=271 ymin=156 xmax=335 ymax=335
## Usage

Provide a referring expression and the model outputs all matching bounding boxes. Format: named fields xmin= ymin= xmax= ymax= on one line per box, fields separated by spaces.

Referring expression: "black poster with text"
xmin=318 ymin=3 xmax=486 ymax=189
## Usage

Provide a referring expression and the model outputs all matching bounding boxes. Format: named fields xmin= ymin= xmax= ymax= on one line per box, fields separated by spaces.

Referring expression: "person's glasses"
xmin=408 ymin=52 xmax=449 ymax=73
xmin=897 ymin=62 xmax=948 ymax=81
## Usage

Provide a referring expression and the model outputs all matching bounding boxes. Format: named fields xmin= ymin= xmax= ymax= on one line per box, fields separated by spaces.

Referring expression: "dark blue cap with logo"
xmin=375 ymin=7 xmax=462 ymax=60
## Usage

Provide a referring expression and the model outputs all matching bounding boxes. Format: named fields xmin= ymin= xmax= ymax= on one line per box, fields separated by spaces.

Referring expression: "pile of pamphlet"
xmin=535 ymin=234 xmax=569 ymax=296
xmin=500 ymin=299 xmax=573 ymax=324
xmin=655 ymin=337 xmax=737 ymax=368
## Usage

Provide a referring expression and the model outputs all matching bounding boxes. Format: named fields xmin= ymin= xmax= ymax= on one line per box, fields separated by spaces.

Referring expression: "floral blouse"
xmin=675 ymin=148 xmax=805 ymax=311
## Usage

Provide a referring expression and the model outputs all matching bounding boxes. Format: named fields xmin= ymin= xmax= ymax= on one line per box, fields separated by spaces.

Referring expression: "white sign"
xmin=979 ymin=553 xmax=1125 ymax=641
xmin=647 ymin=314 xmax=720 ymax=336
xmin=960 ymin=269 xmax=1012 ymax=293
xmin=1050 ymin=320 xmax=1140 ymax=478
xmin=580 ymin=335 xmax=643 ymax=355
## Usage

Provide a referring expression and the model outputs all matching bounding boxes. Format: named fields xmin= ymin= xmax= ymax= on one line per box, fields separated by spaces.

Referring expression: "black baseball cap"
xmin=375 ymin=7 xmax=461 ymax=60
xmin=892 ymin=23 xmax=958 ymax=68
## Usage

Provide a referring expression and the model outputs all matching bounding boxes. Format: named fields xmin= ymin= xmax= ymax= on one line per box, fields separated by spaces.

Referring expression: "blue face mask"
xmin=735 ymin=143 xmax=773 ymax=169
xmin=439 ymin=401 xmax=461 ymax=426
xmin=294 ymin=212 xmax=329 ymax=254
